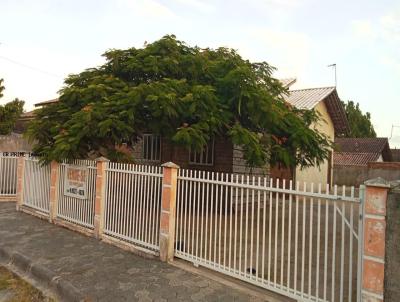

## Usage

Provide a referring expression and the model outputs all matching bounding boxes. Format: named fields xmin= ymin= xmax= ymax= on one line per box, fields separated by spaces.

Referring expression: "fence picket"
xmin=0 ymin=155 xmax=18 ymax=196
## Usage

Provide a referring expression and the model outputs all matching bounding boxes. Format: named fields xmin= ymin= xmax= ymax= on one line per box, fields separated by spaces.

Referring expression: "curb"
xmin=0 ymin=246 xmax=86 ymax=302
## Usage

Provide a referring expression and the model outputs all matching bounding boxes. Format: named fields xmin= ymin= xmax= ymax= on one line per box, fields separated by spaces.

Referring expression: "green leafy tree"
xmin=27 ymin=35 xmax=332 ymax=167
xmin=0 ymin=79 xmax=24 ymax=135
xmin=342 ymin=100 xmax=376 ymax=138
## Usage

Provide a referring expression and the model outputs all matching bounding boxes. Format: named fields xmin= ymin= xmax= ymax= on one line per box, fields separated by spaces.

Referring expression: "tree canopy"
xmin=0 ymin=79 xmax=24 ymax=135
xmin=342 ymin=100 xmax=376 ymax=138
xmin=27 ymin=35 xmax=332 ymax=167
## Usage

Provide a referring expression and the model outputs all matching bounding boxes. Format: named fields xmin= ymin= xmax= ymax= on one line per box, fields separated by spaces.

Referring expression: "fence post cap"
xmin=364 ymin=177 xmax=391 ymax=188
xmin=161 ymin=162 xmax=180 ymax=169
xmin=95 ymin=156 xmax=110 ymax=162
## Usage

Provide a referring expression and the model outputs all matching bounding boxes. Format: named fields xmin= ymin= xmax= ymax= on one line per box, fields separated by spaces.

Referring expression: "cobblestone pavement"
xmin=0 ymin=202 xmax=280 ymax=302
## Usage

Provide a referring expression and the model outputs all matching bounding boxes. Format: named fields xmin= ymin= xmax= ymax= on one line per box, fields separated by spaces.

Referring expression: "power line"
xmin=0 ymin=55 xmax=63 ymax=79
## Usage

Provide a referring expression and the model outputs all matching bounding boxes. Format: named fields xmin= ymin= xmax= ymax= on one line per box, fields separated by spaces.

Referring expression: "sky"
xmin=1 ymin=0 xmax=399 ymax=146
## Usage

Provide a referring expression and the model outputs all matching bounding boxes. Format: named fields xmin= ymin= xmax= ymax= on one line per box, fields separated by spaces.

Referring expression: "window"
xmin=142 ymin=134 xmax=161 ymax=161
xmin=189 ymin=140 xmax=214 ymax=166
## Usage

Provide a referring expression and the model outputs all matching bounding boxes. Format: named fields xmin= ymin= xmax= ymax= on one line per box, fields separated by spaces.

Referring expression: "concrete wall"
xmin=368 ymin=162 xmax=400 ymax=182
xmin=0 ymin=133 xmax=32 ymax=152
xmin=384 ymin=182 xmax=400 ymax=301
xmin=334 ymin=162 xmax=400 ymax=186
xmin=295 ymin=101 xmax=335 ymax=185
xmin=333 ymin=165 xmax=368 ymax=186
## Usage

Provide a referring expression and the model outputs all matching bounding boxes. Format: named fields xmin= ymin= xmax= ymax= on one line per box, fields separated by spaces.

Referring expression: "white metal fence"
xmin=22 ymin=157 xmax=51 ymax=214
xmin=56 ymin=160 xmax=97 ymax=228
xmin=104 ymin=163 xmax=163 ymax=253
xmin=175 ymin=169 xmax=363 ymax=302
xmin=0 ymin=155 xmax=18 ymax=196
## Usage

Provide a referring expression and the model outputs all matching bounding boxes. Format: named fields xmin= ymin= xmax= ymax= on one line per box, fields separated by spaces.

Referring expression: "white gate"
xmin=0 ymin=155 xmax=18 ymax=196
xmin=56 ymin=160 xmax=97 ymax=228
xmin=22 ymin=157 xmax=51 ymax=214
xmin=175 ymin=169 xmax=363 ymax=302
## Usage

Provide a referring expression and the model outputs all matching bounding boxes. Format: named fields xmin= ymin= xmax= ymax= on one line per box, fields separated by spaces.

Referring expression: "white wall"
xmin=295 ymin=101 xmax=335 ymax=186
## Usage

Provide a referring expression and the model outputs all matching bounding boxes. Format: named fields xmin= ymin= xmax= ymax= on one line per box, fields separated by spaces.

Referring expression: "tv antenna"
xmin=390 ymin=125 xmax=400 ymax=139
xmin=328 ymin=63 xmax=337 ymax=87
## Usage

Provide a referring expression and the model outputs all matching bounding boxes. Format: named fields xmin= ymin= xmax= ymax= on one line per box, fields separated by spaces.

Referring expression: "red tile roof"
xmin=335 ymin=137 xmax=390 ymax=154
xmin=334 ymin=152 xmax=381 ymax=166
xmin=334 ymin=137 xmax=392 ymax=166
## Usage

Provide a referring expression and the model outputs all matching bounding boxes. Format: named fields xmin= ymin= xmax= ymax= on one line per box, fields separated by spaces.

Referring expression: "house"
xmin=271 ymin=86 xmax=349 ymax=185
xmin=19 ymin=80 xmax=349 ymax=183
xmin=334 ymin=137 xmax=392 ymax=163
xmin=14 ymin=110 xmax=35 ymax=134
xmin=17 ymin=98 xmax=268 ymax=175
xmin=333 ymin=137 xmax=392 ymax=185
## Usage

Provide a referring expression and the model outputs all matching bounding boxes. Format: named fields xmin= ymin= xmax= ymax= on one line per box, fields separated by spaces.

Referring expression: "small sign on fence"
xmin=64 ymin=165 xmax=88 ymax=199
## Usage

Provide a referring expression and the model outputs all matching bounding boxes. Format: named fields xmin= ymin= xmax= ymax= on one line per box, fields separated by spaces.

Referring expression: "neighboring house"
xmin=271 ymin=86 xmax=349 ymax=185
xmin=333 ymin=137 xmax=392 ymax=185
xmin=3 ymin=100 xmax=56 ymax=152
xmin=14 ymin=110 xmax=35 ymax=134
xmin=334 ymin=137 xmax=392 ymax=163
xmin=13 ymin=98 xmax=58 ymax=133
xmin=0 ymin=110 xmax=35 ymax=153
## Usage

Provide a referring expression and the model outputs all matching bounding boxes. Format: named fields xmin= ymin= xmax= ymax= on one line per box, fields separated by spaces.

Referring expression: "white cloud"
xmin=352 ymin=20 xmax=376 ymax=40
xmin=380 ymin=11 xmax=400 ymax=42
xmin=247 ymin=0 xmax=307 ymax=10
xmin=117 ymin=0 xmax=176 ymax=18
xmin=173 ymin=0 xmax=215 ymax=13
xmin=246 ymin=28 xmax=312 ymax=78
xmin=380 ymin=55 xmax=400 ymax=74
xmin=352 ymin=10 xmax=400 ymax=44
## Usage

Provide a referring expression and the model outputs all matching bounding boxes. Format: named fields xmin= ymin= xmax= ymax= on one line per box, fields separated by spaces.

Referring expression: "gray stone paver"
xmin=0 ymin=203 xmax=273 ymax=301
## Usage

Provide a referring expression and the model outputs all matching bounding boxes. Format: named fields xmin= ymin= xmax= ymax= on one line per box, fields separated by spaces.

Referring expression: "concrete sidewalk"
xmin=0 ymin=202 xmax=279 ymax=302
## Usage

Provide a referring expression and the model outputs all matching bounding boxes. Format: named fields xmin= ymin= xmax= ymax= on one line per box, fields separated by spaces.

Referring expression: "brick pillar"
xmin=362 ymin=178 xmax=390 ymax=302
xmin=159 ymin=162 xmax=179 ymax=262
xmin=15 ymin=156 xmax=25 ymax=211
xmin=49 ymin=161 xmax=60 ymax=223
xmin=94 ymin=157 xmax=109 ymax=239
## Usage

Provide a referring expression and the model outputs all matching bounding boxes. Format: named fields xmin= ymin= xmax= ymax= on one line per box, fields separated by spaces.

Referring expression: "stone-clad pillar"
xmin=159 ymin=162 xmax=179 ymax=262
xmin=94 ymin=157 xmax=109 ymax=239
xmin=49 ymin=161 xmax=60 ymax=222
xmin=362 ymin=178 xmax=390 ymax=302
xmin=15 ymin=156 xmax=25 ymax=211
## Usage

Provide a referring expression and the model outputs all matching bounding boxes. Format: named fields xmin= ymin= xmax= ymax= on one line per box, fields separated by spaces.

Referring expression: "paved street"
xmin=0 ymin=202 xmax=280 ymax=302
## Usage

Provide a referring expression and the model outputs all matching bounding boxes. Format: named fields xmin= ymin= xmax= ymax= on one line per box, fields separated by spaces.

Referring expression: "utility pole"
xmin=328 ymin=63 xmax=337 ymax=87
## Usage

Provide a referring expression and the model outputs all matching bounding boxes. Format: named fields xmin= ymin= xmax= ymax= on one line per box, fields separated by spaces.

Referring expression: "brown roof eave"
xmin=34 ymin=98 xmax=59 ymax=107
xmin=324 ymin=90 xmax=349 ymax=136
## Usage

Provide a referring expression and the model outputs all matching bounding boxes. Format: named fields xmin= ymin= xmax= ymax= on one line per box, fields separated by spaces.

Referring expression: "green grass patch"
xmin=0 ymin=266 xmax=55 ymax=302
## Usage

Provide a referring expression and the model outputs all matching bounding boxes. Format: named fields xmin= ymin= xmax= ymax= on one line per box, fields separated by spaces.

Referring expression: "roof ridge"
xmin=335 ymin=151 xmax=381 ymax=154
xmin=289 ymin=86 xmax=336 ymax=92
xmin=335 ymin=137 xmax=388 ymax=140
